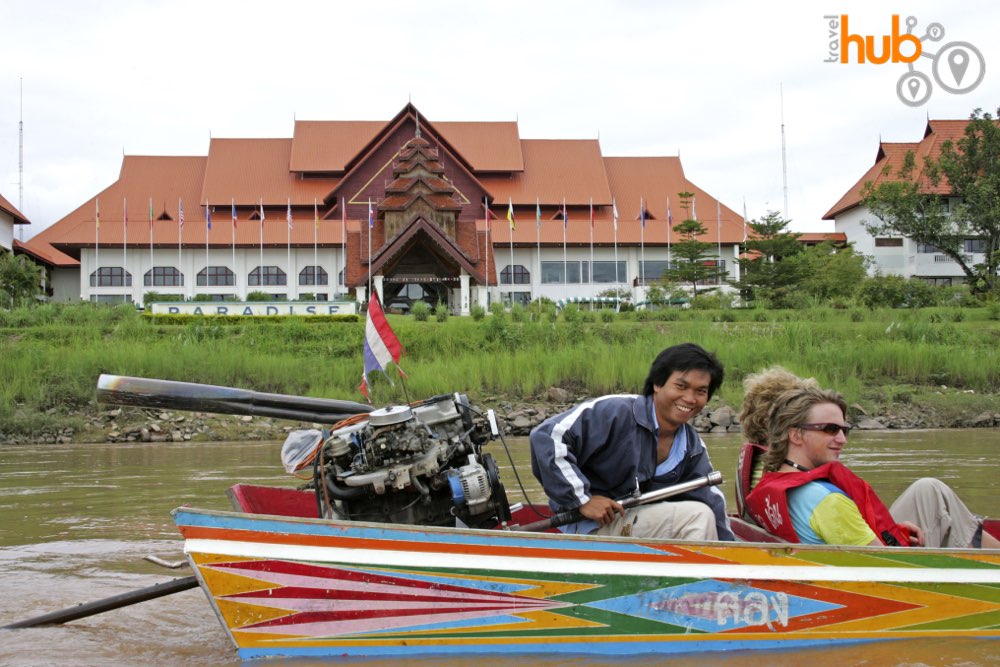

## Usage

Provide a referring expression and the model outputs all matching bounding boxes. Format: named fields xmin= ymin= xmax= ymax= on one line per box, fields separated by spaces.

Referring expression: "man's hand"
xmin=579 ymin=495 xmax=624 ymax=526
xmin=899 ymin=521 xmax=925 ymax=547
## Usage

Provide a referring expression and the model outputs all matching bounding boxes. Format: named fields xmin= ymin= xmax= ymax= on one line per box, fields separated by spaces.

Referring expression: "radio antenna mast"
xmin=18 ymin=77 xmax=24 ymax=240
xmin=780 ymin=83 xmax=789 ymax=219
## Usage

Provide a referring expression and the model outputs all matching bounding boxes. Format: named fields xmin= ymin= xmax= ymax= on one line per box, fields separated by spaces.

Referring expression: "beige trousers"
xmin=592 ymin=500 xmax=718 ymax=541
xmin=889 ymin=477 xmax=982 ymax=548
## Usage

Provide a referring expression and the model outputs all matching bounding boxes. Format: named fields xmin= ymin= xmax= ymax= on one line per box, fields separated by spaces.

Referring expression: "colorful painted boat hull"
xmin=174 ymin=506 xmax=1000 ymax=661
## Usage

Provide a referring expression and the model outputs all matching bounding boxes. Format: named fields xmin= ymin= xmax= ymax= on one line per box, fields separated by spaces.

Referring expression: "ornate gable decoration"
xmin=379 ymin=136 xmax=463 ymax=240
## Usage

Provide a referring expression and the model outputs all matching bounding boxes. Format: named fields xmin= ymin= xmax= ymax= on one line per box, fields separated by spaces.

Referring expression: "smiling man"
xmin=529 ymin=342 xmax=734 ymax=541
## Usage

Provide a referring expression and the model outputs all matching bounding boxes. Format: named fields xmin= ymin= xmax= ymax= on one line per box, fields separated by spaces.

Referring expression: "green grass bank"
xmin=1 ymin=302 xmax=999 ymax=440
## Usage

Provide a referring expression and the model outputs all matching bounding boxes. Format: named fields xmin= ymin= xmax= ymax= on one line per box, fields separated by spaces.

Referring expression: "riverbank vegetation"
xmin=1 ymin=300 xmax=999 ymax=439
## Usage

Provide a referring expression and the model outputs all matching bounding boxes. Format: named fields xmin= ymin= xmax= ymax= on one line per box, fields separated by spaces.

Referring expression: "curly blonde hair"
xmin=739 ymin=367 xmax=817 ymax=446
xmin=764 ymin=387 xmax=848 ymax=473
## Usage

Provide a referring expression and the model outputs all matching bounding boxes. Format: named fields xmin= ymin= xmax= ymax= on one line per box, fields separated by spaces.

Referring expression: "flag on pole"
xmin=179 ymin=199 xmax=185 ymax=229
xmin=742 ymin=199 xmax=748 ymax=242
xmin=692 ymin=195 xmax=697 ymax=221
xmin=562 ymin=200 xmax=568 ymax=228
xmin=640 ymin=198 xmax=645 ymax=227
xmin=536 ymin=199 xmax=541 ymax=228
xmin=359 ymin=291 xmax=405 ymax=400
xmin=206 ymin=201 xmax=212 ymax=230
xmin=149 ymin=198 xmax=154 ymax=232
xmin=368 ymin=199 xmax=375 ymax=228
xmin=232 ymin=199 xmax=237 ymax=229
xmin=667 ymin=196 xmax=673 ymax=227
xmin=612 ymin=198 xmax=618 ymax=231
xmin=259 ymin=199 xmax=265 ymax=223
xmin=123 ymin=198 xmax=128 ymax=234
xmin=506 ymin=197 xmax=515 ymax=230
xmin=314 ymin=198 xmax=319 ymax=230
xmin=96 ymin=198 xmax=100 ymax=228
xmin=286 ymin=199 xmax=293 ymax=229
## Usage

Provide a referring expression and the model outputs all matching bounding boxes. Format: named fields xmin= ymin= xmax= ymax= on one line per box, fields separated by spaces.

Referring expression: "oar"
xmin=513 ymin=471 xmax=724 ymax=532
xmin=97 ymin=374 xmax=373 ymax=423
xmin=2 ymin=576 xmax=198 ymax=629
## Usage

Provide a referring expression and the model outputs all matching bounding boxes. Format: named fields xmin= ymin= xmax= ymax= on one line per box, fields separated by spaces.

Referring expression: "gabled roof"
xmin=480 ymin=140 xmax=612 ymax=206
xmin=203 ymin=138 xmax=335 ymax=204
xmin=363 ymin=217 xmax=484 ymax=285
xmin=823 ymin=118 xmax=996 ymax=220
xmin=13 ymin=238 xmax=64 ymax=266
xmin=0 ymin=192 xmax=30 ymax=225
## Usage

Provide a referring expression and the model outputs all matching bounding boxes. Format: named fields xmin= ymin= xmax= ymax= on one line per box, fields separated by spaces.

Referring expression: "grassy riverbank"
xmin=1 ymin=302 xmax=999 ymax=440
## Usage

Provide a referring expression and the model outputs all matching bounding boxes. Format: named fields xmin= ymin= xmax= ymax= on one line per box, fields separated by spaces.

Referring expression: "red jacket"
xmin=744 ymin=462 xmax=912 ymax=546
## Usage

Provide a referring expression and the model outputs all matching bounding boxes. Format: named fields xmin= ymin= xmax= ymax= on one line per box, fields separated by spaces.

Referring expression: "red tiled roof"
xmin=434 ymin=121 xmax=523 ymax=172
xmin=481 ymin=140 xmax=612 ymax=206
xmin=13 ymin=238 xmax=68 ymax=266
xmin=797 ymin=232 xmax=847 ymax=243
xmin=289 ymin=121 xmax=384 ymax=172
xmin=0 ymin=192 xmax=30 ymax=225
xmin=203 ymin=138 xmax=336 ymax=205
xmin=823 ymin=118 xmax=997 ymax=220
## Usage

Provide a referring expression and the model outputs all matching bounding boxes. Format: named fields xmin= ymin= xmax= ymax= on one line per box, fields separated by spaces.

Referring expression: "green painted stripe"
xmin=901 ymin=609 xmax=1000 ymax=632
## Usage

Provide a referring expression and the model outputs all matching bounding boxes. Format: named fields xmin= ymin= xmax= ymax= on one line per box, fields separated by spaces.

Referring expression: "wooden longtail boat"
xmin=174 ymin=485 xmax=1000 ymax=661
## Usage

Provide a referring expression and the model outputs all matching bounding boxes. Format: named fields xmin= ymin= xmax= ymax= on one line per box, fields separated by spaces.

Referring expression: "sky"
xmin=2 ymin=0 xmax=998 ymax=238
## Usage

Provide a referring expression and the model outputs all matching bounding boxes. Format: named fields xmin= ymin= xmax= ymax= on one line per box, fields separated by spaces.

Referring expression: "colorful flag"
xmin=314 ymin=198 xmax=319 ymax=230
xmin=507 ymin=197 xmax=515 ymax=230
xmin=536 ymin=199 xmax=541 ymax=229
xmin=286 ymin=198 xmax=293 ymax=229
xmin=96 ymin=198 xmax=100 ymax=228
xmin=259 ymin=198 xmax=265 ymax=223
xmin=123 ymin=198 xmax=128 ymax=234
xmin=368 ymin=198 xmax=375 ymax=228
xmin=179 ymin=198 xmax=185 ymax=229
xmin=359 ymin=291 xmax=405 ymax=400
xmin=692 ymin=195 xmax=697 ymax=221
xmin=206 ymin=201 xmax=212 ymax=230
xmin=589 ymin=198 xmax=594 ymax=228
xmin=232 ymin=199 xmax=237 ymax=229
xmin=562 ymin=200 xmax=568 ymax=228
xmin=742 ymin=199 xmax=748 ymax=242
xmin=667 ymin=196 xmax=673 ymax=227
xmin=149 ymin=197 xmax=154 ymax=232
xmin=612 ymin=197 xmax=618 ymax=231
xmin=640 ymin=197 xmax=645 ymax=227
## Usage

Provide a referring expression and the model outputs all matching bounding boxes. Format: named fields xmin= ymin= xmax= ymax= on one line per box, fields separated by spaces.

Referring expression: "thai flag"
xmin=359 ymin=291 xmax=404 ymax=400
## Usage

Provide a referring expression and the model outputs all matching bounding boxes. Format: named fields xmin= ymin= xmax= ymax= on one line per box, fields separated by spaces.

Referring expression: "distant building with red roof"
xmin=823 ymin=119 xmax=990 ymax=286
xmin=23 ymin=104 xmax=754 ymax=310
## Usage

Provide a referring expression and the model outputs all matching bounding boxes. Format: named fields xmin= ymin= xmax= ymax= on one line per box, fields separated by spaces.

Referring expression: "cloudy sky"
xmin=2 ymin=0 xmax=997 ymax=238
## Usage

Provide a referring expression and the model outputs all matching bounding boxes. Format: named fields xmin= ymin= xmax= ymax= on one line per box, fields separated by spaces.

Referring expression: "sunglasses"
xmin=797 ymin=422 xmax=854 ymax=437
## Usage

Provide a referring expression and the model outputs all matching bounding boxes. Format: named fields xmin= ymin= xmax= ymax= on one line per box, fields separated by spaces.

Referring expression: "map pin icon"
xmin=907 ymin=78 xmax=921 ymax=99
xmin=948 ymin=49 xmax=969 ymax=86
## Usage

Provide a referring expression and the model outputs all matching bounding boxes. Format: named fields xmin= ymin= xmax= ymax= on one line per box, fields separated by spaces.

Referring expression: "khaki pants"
xmin=889 ymin=477 xmax=982 ymax=548
xmin=592 ymin=500 xmax=718 ymax=541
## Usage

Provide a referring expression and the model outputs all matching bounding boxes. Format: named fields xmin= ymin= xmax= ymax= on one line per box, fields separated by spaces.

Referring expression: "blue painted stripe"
xmin=174 ymin=509 xmax=671 ymax=556
xmin=237 ymin=637 xmax=881 ymax=659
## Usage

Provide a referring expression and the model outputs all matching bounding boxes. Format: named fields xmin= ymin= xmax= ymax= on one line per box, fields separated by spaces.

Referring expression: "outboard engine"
xmin=282 ymin=393 xmax=511 ymax=529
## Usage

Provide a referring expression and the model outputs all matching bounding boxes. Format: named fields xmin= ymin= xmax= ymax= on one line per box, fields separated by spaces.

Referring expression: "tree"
xmin=659 ymin=192 xmax=723 ymax=297
xmin=794 ymin=242 xmax=869 ymax=301
xmin=0 ymin=251 xmax=44 ymax=308
xmin=733 ymin=210 xmax=807 ymax=305
xmin=862 ymin=106 xmax=1000 ymax=296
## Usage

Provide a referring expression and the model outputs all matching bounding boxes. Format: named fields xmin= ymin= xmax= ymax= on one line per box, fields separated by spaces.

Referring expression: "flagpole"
xmin=717 ymin=198 xmax=722 ymax=286
xmin=122 ymin=197 xmax=127 ymax=294
xmin=148 ymin=197 xmax=153 ymax=279
xmin=341 ymin=197 xmax=346 ymax=298
xmin=367 ymin=197 xmax=373 ymax=303
xmin=612 ymin=197 xmax=619 ymax=311
xmin=286 ymin=198 xmax=292 ymax=298
xmin=640 ymin=197 xmax=645 ymax=286
xmin=561 ymin=198 xmax=567 ymax=293
xmin=588 ymin=197 xmax=594 ymax=310
xmin=205 ymin=200 xmax=210 ymax=277
xmin=95 ymin=197 xmax=100 ymax=283
xmin=535 ymin=197 xmax=541 ymax=316
xmin=667 ymin=196 xmax=672 ymax=268
xmin=259 ymin=197 xmax=264 ymax=286
xmin=507 ymin=197 xmax=514 ymax=306
xmin=313 ymin=198 xmax=318 ymax=295
xmin=483 ymin=197 xmax=490 ymax=306
xmin=231 ymin=199 xmax=236 ymax=298
xmin=177 ymin=197 xmax=183 ymax=291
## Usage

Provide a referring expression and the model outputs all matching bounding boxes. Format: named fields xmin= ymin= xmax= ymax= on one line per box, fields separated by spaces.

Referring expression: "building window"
xmin=500 ymin=264 xmax=530 ymax=285
xmin=299 ymin=266 xmax=329 ymax=286
xmin=90 ymin=267 xmax=132 ymax=287
xmin=502 ymin=292 xmax=532 ymax=306
xmin=249 ymin=266 xmax=287 ymax=286
xmin=197 ymin=266 xmax=234 ymax=287
xmin=540 ymin=261 xmax=588 ymax=284
xmin=591 ymin=261 xmax=627 ymax=283
xmin=144 ymin=266 xmax=183 ymax=287
xmin=917 ymin=243 xmax=942 ymax=254
xmin=921 ymin=277 xmax=954 ymax=287
xmin=964 ymin=238 xmax=987 ymax=254
xmin=90 ymin=294 xmax=132 ymax=304
xmin=639 ymin=261 xmax=673 ymax=284
xmin=696 ymin=260 xmax=726 ymax=286
xmin=874 ymin=237 xmax=904 ymax=247
xmin=338 ymin=269 xmax=345 ymax=286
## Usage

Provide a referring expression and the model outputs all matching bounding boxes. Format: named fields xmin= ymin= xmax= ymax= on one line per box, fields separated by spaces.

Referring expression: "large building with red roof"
xmin=823 ymin=119 xmax=989 ymax=286
xmin=23 ymin=104 xmax=750 ymax=310
xmin=1 ymin=192 xmax=30 ymax=253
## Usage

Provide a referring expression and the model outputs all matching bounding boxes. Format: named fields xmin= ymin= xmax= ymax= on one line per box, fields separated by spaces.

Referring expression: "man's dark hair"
xmin=641 ymin=342 xmax=725 ymax=398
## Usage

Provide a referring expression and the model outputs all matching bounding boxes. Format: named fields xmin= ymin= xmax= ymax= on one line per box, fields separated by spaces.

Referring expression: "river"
xmin=1 ymin=431 xmax=997 ymax=666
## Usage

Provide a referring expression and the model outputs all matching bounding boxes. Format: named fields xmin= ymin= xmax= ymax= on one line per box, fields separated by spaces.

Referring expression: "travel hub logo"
xmin=823 ymin=14 xmax=985 ymax=107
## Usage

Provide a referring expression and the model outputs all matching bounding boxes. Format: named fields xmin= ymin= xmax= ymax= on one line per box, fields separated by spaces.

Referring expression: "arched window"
xmin=144 ymin=266 xmax=184 ymax=287
xmin=500 ymin=264 xmax=530 ymax=285
xmin=338 ymin=269 xmax=345 ymax=286
xmin=248 ymin=266 xmax=287 ymax=286
xmin=299 ymin=266 xmax=328 ymax=286
xmin=90 ymin=267 xmax=132 ymax=287
xmin=198 ymin=266 xmax=235 ymax=286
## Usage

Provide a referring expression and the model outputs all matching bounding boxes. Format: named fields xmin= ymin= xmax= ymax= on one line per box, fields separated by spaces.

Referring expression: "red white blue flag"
xmin=359 ymin=291 xmax=404 ymax=400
